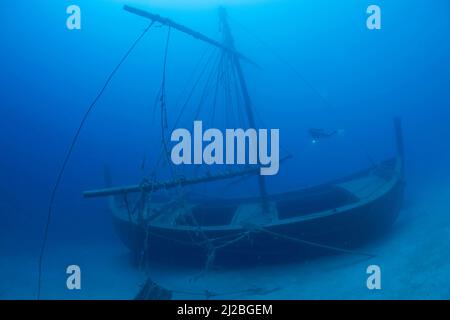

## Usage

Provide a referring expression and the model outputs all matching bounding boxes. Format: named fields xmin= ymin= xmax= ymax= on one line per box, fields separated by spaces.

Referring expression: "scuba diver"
xmin=308 ymin=128 xmax=344 ymax=144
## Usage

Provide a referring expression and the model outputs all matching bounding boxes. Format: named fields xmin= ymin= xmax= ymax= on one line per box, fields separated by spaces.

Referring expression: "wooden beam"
xmin=84 ymin=166 xmax=260 ymax=198
xmin=83 ymin=156 xmax=292 ymax=199
xmin=123 ymin=5 xmax=258 ymax=67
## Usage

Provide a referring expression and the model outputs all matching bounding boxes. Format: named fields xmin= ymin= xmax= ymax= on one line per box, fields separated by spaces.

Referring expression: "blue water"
xmin=1 ymin=0 xmax=449 ymax=299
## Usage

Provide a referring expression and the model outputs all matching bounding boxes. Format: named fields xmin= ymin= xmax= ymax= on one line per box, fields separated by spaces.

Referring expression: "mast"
xmin=218 ymin=7 xmax=269 ymax=210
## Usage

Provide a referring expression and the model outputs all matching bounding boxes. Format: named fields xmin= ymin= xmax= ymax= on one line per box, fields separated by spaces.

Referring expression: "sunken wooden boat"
xmin=85 ymin=117 xmax=405 ymax=265
xmin=83 ymin=6 xmax=405 ymax=266
xmin=111 ymin=154 xmax=403 ymax=265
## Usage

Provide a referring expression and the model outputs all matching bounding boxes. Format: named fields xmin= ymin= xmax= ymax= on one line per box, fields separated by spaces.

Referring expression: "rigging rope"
xmin=36 ymin=21 xmax=155 ymax=299
xmin=208 ymin=54 xmax=223 ymax=126
xmin=230 ymin=56 xmax=247 ymax=127
xmin=228 ymin=16 xmax=335 ymax=112
xmin=193 ymin=52 xmax=222 ymax=121
xmin=229 ymin=16 xmax=379 ymax=165
xmin=159 ymin=26 xmax=176 ymax=179
xmin=170 ymin=49 xmax=219 ymax=131
xmin=147 ymin=48 xmax=219 ymax=181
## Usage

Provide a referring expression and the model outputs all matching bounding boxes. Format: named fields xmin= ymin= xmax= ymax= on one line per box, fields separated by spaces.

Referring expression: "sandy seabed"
xmin=1 ymin=183 xmax=450 ymax=300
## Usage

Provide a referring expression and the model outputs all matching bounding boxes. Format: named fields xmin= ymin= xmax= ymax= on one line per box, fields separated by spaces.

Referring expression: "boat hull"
xmin=111 ymin=158 xmax=404 ymax=266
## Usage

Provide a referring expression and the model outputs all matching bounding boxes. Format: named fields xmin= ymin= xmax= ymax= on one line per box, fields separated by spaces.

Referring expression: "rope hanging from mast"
xmin=159 ymin=26 xmax=176 ymax=178
xmin=37 ymin=21 xmax=156 ymax=299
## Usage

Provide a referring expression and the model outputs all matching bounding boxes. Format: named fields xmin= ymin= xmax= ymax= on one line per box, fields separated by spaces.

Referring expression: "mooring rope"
xmin=170 ymin=285 xmax=281 ymax=300
xmin=229 ymin=16 xmax=379 ymax=165
xmin=159 ymin=26 xmax=177 ymax=180
xmin=36 ymin=22 xmax=155 ymax=299
xmin=257 ymin=227 xmax=376 ymax=258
